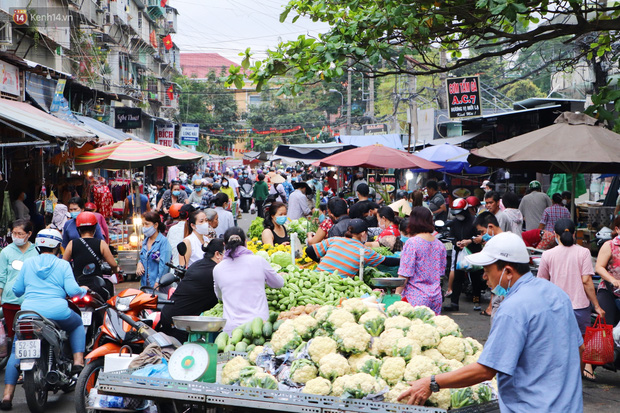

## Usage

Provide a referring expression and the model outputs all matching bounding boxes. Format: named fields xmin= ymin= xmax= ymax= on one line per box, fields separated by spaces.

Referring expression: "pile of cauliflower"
xmin=220 ymin=299 xmax=494 ymax=410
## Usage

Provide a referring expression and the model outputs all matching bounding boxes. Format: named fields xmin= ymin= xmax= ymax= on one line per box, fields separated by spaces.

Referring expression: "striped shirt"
xmin=313 ymin=237 xmax=385 ymax=278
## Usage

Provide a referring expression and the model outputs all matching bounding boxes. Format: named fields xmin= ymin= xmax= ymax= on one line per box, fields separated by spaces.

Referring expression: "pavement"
xmin=2 ymin=211 xmax=618 ymax=412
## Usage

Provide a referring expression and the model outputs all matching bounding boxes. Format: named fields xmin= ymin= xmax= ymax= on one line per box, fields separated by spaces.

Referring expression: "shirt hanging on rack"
xmin=93 ymin=184 xmax=113 ymax=218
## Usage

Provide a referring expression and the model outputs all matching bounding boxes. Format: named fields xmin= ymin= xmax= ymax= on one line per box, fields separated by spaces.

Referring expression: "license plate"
xmin=16 ymin=340 xmax=41 ymax=359
xmin=81 ymin=311 xmax=93 ymax=326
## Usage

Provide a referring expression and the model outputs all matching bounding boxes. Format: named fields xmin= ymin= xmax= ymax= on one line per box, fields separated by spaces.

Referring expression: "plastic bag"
xmin=0 ymin=322 xmax=7 ymax=358
xmin=250 ymin=202 xmax=256 ymax=214
xmin=455 ymin=248 xmax=482 ymax=272
xmin=582 ymin=316 xmax=615 ymax=365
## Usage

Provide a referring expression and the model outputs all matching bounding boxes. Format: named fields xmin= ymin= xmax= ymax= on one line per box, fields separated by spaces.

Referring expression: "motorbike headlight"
xmin=116 ymin=295 xmax=136 ymax=312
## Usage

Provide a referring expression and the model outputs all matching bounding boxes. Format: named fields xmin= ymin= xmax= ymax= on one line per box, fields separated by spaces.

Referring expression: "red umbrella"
xmin=312 ymin=144 xmax=442 ymax=170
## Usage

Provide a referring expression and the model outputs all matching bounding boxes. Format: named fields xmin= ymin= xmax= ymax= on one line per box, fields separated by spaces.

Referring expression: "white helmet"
xmin=35 ymin=229 xmax=62 ymax=249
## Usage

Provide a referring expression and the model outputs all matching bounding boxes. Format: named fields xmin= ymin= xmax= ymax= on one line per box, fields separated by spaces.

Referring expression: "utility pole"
xmin=438 ymin=50 xmax=447 ymax=109
xmin=367 ymin=76 xmax=375 ymax=122
xmin=346 ymin=59 xmax=352 ymax=135
xmin=407 ymin=75 xmax=417 ymax=153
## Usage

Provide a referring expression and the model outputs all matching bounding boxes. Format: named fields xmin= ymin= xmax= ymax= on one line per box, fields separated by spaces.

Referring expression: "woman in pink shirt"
xmin=537 ymin=218 xmax=605 ymax=381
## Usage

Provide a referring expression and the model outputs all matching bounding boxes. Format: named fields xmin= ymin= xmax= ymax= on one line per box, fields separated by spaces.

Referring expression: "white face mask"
xmin=195 ymin=223 xmax=211 ymax=235
xmin=13 ymin=237 xmax=28 ymax=247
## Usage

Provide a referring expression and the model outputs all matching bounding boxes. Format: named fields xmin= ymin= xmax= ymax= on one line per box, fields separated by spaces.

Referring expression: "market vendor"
xmin=179 ymin=209 xmax=218 ymax=267
xmin=262 ymin=202 xmax=290 ymax=246
xmin=398 ymin=232 xmax=584 ymax=412
xmin=305 ymin=218 xmax=400 ymax=278
xmin=213 ymin=227 xmax=284 ymax=334
xmin=365 ymin=206 xmax=401 ymax=251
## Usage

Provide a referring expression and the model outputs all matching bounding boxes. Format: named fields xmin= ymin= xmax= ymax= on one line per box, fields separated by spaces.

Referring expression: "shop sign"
xmin=114 ymin=107 xmax=142 ymax=129
xmin=0 ymin=60 xmax=20 ymax=96
xmin=180 ymin=123 xmax=199 ymax=146
xmin=157 ymin=124 xmax=175 ymax=147
xmin=362 ymin=123 xmax=388 ymax=135
xmin=446 ymin=76 xmax=481 ymax=118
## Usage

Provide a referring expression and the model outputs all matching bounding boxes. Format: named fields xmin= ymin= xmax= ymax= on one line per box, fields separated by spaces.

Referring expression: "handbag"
xmin=582 ymin=315 xmax=615 ymax=365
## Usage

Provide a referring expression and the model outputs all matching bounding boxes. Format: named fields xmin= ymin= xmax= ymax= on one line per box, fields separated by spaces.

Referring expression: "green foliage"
xmin=584 ymin=86 xmax=620 ymax=133
xmin=501 ymin=79 xmax=545 ymax=102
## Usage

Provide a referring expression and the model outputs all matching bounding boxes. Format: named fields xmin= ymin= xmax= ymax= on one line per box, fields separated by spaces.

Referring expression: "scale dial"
xmin=168 ymin=343 xmax=211 ymax=381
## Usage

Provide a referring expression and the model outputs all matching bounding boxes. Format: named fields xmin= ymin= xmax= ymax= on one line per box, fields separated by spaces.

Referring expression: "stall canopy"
xmin=0 ymin=98 xmax=95 ymax=147
xmin=415 ymin=143 xmax=487 ymax=174
xmin=313 ymin=144 xmax=442 ymax=170
xmin=274 ymin=143 xmax=357 ymax=161
xmin=336 ymin=134 xmax=404 ymax=150
xmin=76 ymin=115 xmax=134 ymax=144
xmin=74 ymin=140 xmax=202 ymax=169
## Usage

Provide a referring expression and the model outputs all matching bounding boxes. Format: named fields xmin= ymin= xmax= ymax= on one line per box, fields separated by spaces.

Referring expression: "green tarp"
xmin=547 ymin=174 xmax=587 ymax=198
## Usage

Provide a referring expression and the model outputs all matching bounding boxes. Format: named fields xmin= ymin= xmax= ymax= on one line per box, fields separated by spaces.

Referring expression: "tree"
xmin=501 ymin=79 xmax=545 ymax=101
xmin=227 ymin=0 xmax=620 ymax=95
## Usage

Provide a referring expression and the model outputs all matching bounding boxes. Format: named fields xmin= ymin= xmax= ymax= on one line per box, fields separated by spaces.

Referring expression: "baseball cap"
xmin=347 ymin=218 xmax=369 ymax=234
xmin=480 ymin=180 xmax=491 ymax=189
xmin=529 ymin=180 xmax=541 ymax=189
xmin=466 ymin=232 xmax=530 ymax=266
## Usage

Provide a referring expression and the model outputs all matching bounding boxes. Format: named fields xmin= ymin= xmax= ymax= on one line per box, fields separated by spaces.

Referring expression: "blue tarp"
xmin=415 ymin=143 xmax=487 ymax=174
xmin=336 ymin=134 xmax=404 ymax=150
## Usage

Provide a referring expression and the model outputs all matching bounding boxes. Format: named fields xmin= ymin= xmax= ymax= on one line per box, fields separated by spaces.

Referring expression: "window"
xmin=0 ymin=21 xmax=13 ymax=45
xmin=249 ymin=95 xmax=261 ymax=106
xmin=138 ymin=12 xmax=142 ymax=29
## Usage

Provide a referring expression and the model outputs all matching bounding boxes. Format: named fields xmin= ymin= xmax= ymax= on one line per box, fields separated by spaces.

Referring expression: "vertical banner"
xmin=157 ymin=124 xmax=175 ymax=147
xmin=446 ymin=76 xmax=481 ymax=118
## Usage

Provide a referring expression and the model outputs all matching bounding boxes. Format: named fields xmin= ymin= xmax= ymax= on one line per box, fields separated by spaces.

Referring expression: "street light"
xmin=329 ymin=89 xmax=344 ymax=116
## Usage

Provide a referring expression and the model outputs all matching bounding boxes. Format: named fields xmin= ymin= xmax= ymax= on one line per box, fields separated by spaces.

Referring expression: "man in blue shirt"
xmin=62 ymin=197 xmax=104 ymax=248
xmin=399 ymin=232 xmax=584 ymax=412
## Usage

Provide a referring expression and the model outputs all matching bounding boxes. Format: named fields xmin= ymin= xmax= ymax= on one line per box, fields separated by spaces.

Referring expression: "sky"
xmin=171 ymin=0 xmax=330 ymax=63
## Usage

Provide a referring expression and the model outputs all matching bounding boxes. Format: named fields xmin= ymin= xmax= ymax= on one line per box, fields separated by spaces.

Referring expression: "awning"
xmin=429 ymin=131 xmax=485 ymax=146
xmin=336 ymin=134 xmax=404 ymax=150
xmin=76 ymin=115 xmax=134 ymax=144
xmin=0 ymin=98 xmax=95 ymax=145
xmin=274 ymin=142 xmax=357 ymax=160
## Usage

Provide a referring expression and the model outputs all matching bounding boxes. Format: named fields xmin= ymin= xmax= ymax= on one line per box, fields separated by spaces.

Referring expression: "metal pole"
xmin=346 ymin=59 xmax=352 ymax=135
xmin=571 ymin=172 xmax=576 ymax=221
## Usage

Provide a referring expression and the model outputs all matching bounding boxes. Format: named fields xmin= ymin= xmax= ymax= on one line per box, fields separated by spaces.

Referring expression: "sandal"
xmin=480 ymin=310 xmax=491 ymax=317
xmin=582 ymin=367 xmax=596 ymax=382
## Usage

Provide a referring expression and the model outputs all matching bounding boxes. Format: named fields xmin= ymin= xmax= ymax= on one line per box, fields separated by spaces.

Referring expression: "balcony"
xmin=166 ymin=7 xmax=178 ymax=33
xmin=110 ymin=0 xmax=129 ymax=26
xmin=147 ymin=0 xmax=166 ymax=19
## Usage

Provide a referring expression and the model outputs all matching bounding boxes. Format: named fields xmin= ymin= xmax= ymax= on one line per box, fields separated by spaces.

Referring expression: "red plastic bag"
xmin=582 ymin=316 xmax=615 ymax=365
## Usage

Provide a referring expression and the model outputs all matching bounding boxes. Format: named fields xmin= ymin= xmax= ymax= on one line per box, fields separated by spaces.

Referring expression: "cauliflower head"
xmin=386 ymin=301 xmax=415 ymax=318
xmin=313 ymin=305 xmax=335 ymax=323
xmin=403 ymin=355 xmax=440 ymax=381
xmin=221 ymin=356 xmax=250 ymax=385
xmin=302 ymin=377 xmax=332 ymax=395
xmin=308 ymin=336 xmax=338 ymax=364
xmin=290 ymin=359 xmax=318 ymax=384
xmin=463 ymin=353 xmax=481 ymax=365
xmin=341 ymin=298 xmax=369 ymax=319
xmin=347 ymin=353 xmax=371 ymax=372
xmin=318 ymin=353 xmax=350 ymax=381
xmin=376 ymin=328 xmax=405 ymax=355
xmin=437 ymin=336 xmax=467 ymax=362
xmin=246 ymin=371 xmax=278 ymax=390
xmin=292 ymin=314 xmax=318 ymax=340
xmin=422 ymin=349 xmax=446 ymax=362
xmin=379 ymin=356 xmax=406 ymax=385
xmin=410 ymin=305 xmax=436 ymax=322
xmin=437 ymin=358 xmax=464 ymax=373
xmin=407 ymin=323 xmax=440 ymax=350
xmin=341 ymin=373 xmax=385 ymax=399
xmin=432 ymin=315 xmax=462 ymax=337
xmin=248 ymin=346 xmax=265 ymax=365
xmin=326 ymin=308 xmax=356 ymax=330
xmin=358 ymin=310 xmax=386 ymax=337
xmin=384 ymin=382 xmax=411 ymax=404
xmin=384 ymin=315 xmax=412 ymax=332
xmin=428 ymin=388 xmax=451 ymax=410
xmin=334 ymin=322 xmax=372 ymax=354
xmin=465 ymin=337 xmax=483 ymax=355
xmin=358 ymin=357 xmax=382 ymax=378
xmin=270 ymin=324 xmax=303 ymax=355
xmin=389 ymin=337 xmax=421 ymax=361
xmin=330 ymin=376 xmax=347 ymax=396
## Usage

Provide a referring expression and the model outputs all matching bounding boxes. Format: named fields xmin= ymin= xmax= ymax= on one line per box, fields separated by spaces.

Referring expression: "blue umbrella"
xmin=415 ymin=143 xmax=487 ymax=173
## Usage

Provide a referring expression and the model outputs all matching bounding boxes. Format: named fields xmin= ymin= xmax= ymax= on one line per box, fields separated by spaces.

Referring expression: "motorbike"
xmin=240 ymin=182 xmax=254 ymax=213
xmin=14 ymin=300 xmax=83 ymax=413
xmin=74 ymin=273 xmax=179 ymax=413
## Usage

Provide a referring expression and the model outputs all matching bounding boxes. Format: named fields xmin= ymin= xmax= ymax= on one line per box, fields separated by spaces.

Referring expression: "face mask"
xmin=172 ymin=190 xmax=181 ymax=196
xmin=491 ymin=268 xmax=511 ymax=297
xmin=22 ymin=194 xmax=27 ymax=201
xmin=409 ymin=202 xmax=413 ymax=208
xmin=70 ymin=211 xmax=80 ymax=219
xmin=222 ymin=182 xmax=229 ymax=187
xmin=455 ymin=213 xmax=465 ymax=221
xmin=275 ymin=216 xmax=287 ymax=226
xmin=195 ymin=223 xmax=211 ymax=235
xmin=400 ymin=235 xmax=409 ymax=244
xmin=13 ymin=237 xmax=27 ymax=247
xmin=562 ymin=200 xmax=568 ymax=205
xmin=142 ymin=226 xmax=156 ymax=238
xmin=195 ymin=187 xmax=202 ymax=193
xmin=319 ymin=214 xmax=326 ymax=224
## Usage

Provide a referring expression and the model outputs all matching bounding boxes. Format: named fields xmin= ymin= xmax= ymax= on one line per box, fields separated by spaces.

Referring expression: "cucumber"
xmin=230 ymin=328 xmax=244 ymax=345
xmin=242 ymin=338 xmax=251 ymax=345
xmin=251 ymin=317 xmax=263 ymax=338
xmin=243 ymin=322 xmax=254 ymax=340
xmin=269 ymin=312 xmax=279 ymax=324
xmin=224 ymin=344 xmax=235 ymax=353
xmin=214 ymin=332 xmax=229 ymax=352
xmin=273 ymin=319 xmax=284 ymax=331
xmin=262 ymin=321 xmax=273 ymax=338
xmin=235 ymin=342 xmax=248 ymax=352
xmin=253 ymin=336 xmax=265 ymax=346
xmin=247 ymin=344 xmax=256 ymax=353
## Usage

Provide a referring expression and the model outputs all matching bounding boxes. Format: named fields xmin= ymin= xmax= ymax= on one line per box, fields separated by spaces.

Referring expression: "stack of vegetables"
xmin=220 ymin=300 xmax=495 ymax=410
xmin=248 ymin=216 xmax=318 ymax=244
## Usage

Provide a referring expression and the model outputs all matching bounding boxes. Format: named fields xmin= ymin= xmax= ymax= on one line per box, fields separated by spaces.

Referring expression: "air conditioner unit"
xmin=0 ymin=22 xmax=13 ymax=46
xmin=104 ymin=12 xmax=111 ymax=25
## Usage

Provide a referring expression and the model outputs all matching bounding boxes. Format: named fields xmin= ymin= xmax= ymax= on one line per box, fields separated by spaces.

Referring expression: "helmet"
xmin=35 ymin=229 xmax=62 ymax=249
xmin=76 ymin=211 xmax=97 ymax=227
xmin=466 ymin=196 xmax=481 ymax=208
xmin=451 ymin=198 xmax=468 ymax=214
xmin=84 ymin=202 xmax=96 ymax=211
xmin=169 ymin=203 xmax=184 ymax=219
xmin=193 ymin=179 xmax=203 ymax=186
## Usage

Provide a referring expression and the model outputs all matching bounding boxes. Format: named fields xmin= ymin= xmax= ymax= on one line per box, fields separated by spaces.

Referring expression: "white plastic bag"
xmin=250 ymin=202 xmax=256 ymax=214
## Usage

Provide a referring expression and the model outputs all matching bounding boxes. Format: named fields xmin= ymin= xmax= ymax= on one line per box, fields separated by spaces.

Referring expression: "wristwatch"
xmin=430 ymin=375 xmax=440 ymax=393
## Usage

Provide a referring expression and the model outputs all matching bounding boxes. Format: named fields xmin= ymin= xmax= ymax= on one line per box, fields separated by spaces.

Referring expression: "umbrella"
xmin=416 ymin=143 xmax=487 ymax=173
xmin=468 ymin=112 xmax=620 ymax=218
xmin=75 ymin=140 xmax=202 ymax=169
xmin=312 ymin=144 xmax=442 ymax=170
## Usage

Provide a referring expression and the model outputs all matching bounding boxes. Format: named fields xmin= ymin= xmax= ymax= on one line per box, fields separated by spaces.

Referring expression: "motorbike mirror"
xmin=11 ymin=260 xmax=23 ymax=271
xmin=434 ymin=220 xmax=445 ymax=228
xmin=177 ymin=242 xmax=187 ymax=257
xmin=83 ymin=263 xmax=96 ymax=275
xmin=158 ymin=272 xmax=177 ymax=288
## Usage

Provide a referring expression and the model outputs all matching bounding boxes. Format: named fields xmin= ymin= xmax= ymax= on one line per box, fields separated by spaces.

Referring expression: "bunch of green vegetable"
xmin=248 ymin=217 xmax=265 ymax=239
xmin=363 ymin=266 xmax=388 ymax=285
xmin=372 ymin=246 xmax=393 ymax=256
xmin=286 ymin=217 xmax=318 ymax=243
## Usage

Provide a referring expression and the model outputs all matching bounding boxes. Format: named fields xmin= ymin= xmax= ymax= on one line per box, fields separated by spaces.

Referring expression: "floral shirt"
xmin=319 ymin=217 xmax=334 ymax=233
xmin=599 ymin=236 xmax=620 ymax=295
xmin=397 ymin=235 xmax=446 ymax=314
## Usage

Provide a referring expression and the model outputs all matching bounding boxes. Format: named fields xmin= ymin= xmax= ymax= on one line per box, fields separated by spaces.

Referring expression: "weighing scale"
xmin=372 ymin=277 xmax=407 ymax=308
xmin=169 ymin=316 xmax=227 ymax=383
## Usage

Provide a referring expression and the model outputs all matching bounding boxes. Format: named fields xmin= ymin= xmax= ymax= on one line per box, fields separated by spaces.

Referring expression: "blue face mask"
xmin=319 ymin=214 xmax=326 ymax=224
xmin=195 ymin=187 xmax=202 ymax=193
xmin=275 ymin=216 xmax=288 ymax=226
xmin=70 ymin=211 xmax=80 ymax=219
xmin=142 ymin=226 xmax=156 ymax=238
xmin=491 ymin=268 xmax=511 ymax=297
xmin=172 ymin=190 xmax=181 ymax=196
xmin=482 ymin=230 xmax=493 ymax=242
xmin=400 ymin=235 xmax=409 ymax=244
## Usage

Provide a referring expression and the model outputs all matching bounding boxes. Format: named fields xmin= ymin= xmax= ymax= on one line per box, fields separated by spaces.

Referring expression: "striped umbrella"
xmin=75 ymin=140 xmax=202 ymax=169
